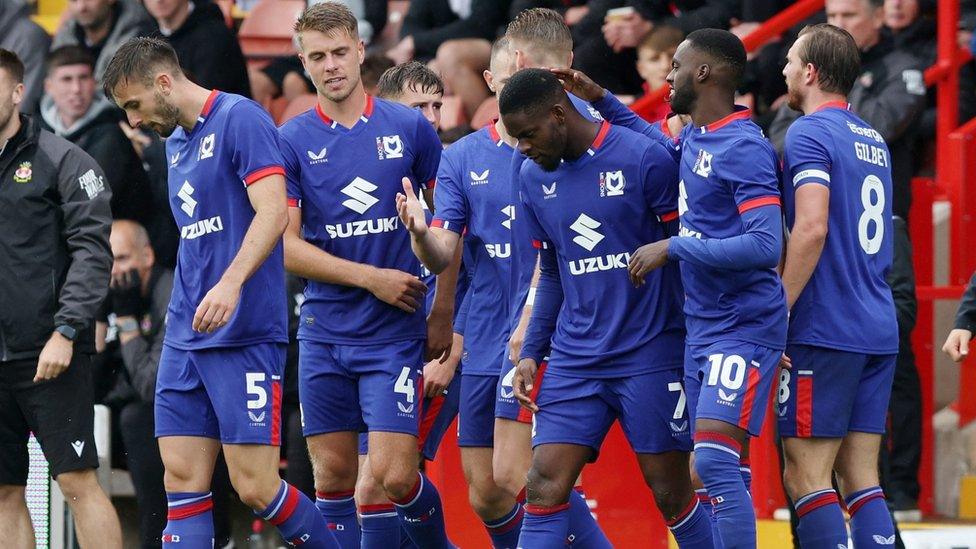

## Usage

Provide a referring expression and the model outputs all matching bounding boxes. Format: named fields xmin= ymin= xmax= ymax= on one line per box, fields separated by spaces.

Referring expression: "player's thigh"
xmin=834 ymin=431 xmax=884 ymax=494
xmin=781 ymin=437 xmax=843 ymax=498
xmin=848 ymin=354 xmax=897 ymax=435
xmin=14 ymin=355 xmax=99 ymax=480
xmin=614 ymin=368 xmax=692 ymax=456
xmin=418 ymin=373 xmax=461 ymax=461
xmin=158 ymin=436 xmax=221 ymax=492
xmin=690 ymin=341 xmax=780 ymax=436
xmin=0 ymin=362 xmax=33 ymax=487
xmin=366 ymin=431 xmax=420 ymax=492
xmin=458 ymin=373 xmax=499 ymax=449
xmin=355 ymin=455 xmax=389 ymax=506
xmin=195 ymin=343 xmax=286 ymax=445
xmin=221 ymin=443 xmax=282 ymax=501
xmin=351 ymin=340 xmax=424 ymax=438
xmin=526 ymin=443 xmax=592 ymax=505
xmin=306 ymin=431 xmax=359 ymax=487
xmin=155 ymin=345 xmax=220 ymax=440
xmin=777 ymin=344 xmax=866 ymax=438
xmin=299 ymin=341 xmax=363 ymax=437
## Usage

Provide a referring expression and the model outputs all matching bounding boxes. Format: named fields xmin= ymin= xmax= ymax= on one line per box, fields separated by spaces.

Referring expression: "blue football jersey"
xmin=164 ymin=91 xmax=288 ymax=349
xmin=675 ymin=107 xmax=787 ymax=349
xmin=519 ymin=122 xmax=686 ymax=376
xmin=432 ymin=123 xmax=517 ymax=375
xmin=278 ymin=96 xmax=442 ymax=344
xmin=783 ymin=102 xmax=898 ymax=354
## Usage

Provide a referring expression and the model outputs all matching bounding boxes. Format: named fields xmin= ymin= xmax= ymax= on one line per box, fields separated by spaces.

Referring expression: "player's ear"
xmin=483 ymin=70 xmax=495 ymax=92
xmin=696 ymin=63 xmax=710 ymax=83
xmin=551 ymin=103 xmax=566 ymax=124
xmin=155 ymin=72 xmax=172 ymax=95
xmin=805 ymin=63 xmax=817 ymax=87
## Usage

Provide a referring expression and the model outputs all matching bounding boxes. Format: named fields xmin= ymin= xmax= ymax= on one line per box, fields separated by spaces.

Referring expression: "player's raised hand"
xmin=366 ymin=267 xmax=427 ymax=313
xmin=513 ymin=358 xmax=539 ymax=413
xmin=628 ymin=239 xmax=671 ymax=287
xmin=943 ymin=328 xmax=972 ymax=362
xmin=549 ymin=68 xmax=606 ymax=103
xmin=396 ymin=177 xmax=428 ymax=237
xmin=193 ymin=278 xmax=241 ymax=333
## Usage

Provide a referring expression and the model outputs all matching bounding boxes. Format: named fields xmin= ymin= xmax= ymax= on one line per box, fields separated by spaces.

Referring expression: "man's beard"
xmin=152 ymin=93 xmax=182 ymax=137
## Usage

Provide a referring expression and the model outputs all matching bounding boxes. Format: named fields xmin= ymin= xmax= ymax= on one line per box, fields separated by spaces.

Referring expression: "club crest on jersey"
xmin=542 ymin=182 xmax=557 ymax=199
xmin=377 ymin=135 xmax=404 ymax=159
xmin=599 ymin=170 xmax=625 ymax=197
xmin=198 ymin=133 xmax=215 ymax=160
xmin=693 ymin=149 xmax=713 ymax=177
xmin=470 ymin=169 xmax=489 ymax=184
xmin=13 ymin=161 xmax=31 ymax=183
xmin=306 ymin=147 xmax=328 ymax=165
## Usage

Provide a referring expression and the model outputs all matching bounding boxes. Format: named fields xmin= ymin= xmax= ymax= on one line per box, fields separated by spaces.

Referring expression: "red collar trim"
xmin=815 ymin=100 xmax=850 ymax=112
xmin=200 ymin=89 xmax=220 ymax=119
xmin=703 ymin=107 xmax=751 ymax=133
xmin=590 ymin=120 xmax=611 ymax=150
xmin=487 ymin=119 xmax=501 ymax=143
xmin=315 ymin=94 xmax=375 ymax=126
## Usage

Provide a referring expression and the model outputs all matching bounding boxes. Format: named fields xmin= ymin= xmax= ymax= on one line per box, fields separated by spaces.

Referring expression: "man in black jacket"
xmin=143 ymin=0 xmax=250 ymax=97
xmin=0 ymin=49 xmax=121 ymax=549
xmin=41 ymin=45 xmax=154 ymax=225
xmin=943 ymin=272 xmax=976 ymax=362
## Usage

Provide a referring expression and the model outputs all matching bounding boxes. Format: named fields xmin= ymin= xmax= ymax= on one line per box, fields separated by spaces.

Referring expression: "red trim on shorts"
xmin=244 ymin=165 xmax=285 ymax=186
xmin=693 ymin=431 xmax=741 ymax=454
xmin=660 ymin=210 xmax=679 ymax=222
xmin=168 ymin=499 xmax=213 ymax=520
xmin=270 ymin=381 xmax=282 ymax=445
xmin=517 ymin=361 xmax=548 ymax=423
xmin=737 ymin=196 xmax=781 ymax=214
xmin=269 ymin=486 xmax=300 ymax=526
xmin=418 ymin=394 xmax=445 ymax=450
xmin=797 ymin=374 xmax=813 ymax=437
xmin=525 ymin=503 xmax=570 ymax=516
xmin=797 ymin=492 xmax=839 ymax=517
xmin=425 ymin=179 xmax=436 ymax=189
xmin=737 ymin=365 xmax=761 ymax=430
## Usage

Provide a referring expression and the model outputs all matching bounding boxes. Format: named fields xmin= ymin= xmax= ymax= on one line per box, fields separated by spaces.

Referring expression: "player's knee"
xmin=491 ymin=459 xmax=526 ymax=498
xmin=642 ymin=471 xmax=692 ymax=518
xmin=378 ymin=467 xmax=419 ymax=502
xmin=354 ymin=470 xmax=387 ymax=505
xmin=524 ymin=464 xmax=571 ymax=507
xmin=55 ymin=469 xmax=100 ymax=501
xmin=311 ymin=454 xmax=357 ymax=491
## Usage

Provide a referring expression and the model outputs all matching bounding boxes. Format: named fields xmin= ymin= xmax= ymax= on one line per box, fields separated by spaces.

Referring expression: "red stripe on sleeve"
xmin=244 ymin=165 xmax=286 ymax=186
xmin=660 ymin=210 xmax=679 ymax=222
xmin=737 ymin=196 xmax=781 ymax=214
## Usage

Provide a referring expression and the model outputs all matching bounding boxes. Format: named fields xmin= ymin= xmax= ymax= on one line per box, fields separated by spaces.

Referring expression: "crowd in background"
xmin=3 ymin=0 xmax=976 ymax=546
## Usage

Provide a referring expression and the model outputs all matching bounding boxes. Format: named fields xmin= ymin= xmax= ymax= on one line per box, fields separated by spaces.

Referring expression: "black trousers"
xmin=117 ymin=401 xmax=233 ymax=548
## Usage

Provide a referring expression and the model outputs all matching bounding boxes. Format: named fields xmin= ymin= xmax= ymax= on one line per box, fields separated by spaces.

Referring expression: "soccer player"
xmin=353 ymin=60 xmax=466 ymax=546
xmin=626 ymin=29 xmax=788 ymax=549
xmin=495 ymin=68 xmax=711 ymax=548
xmin=278 ymin=3 xmax=451 ymax=548
xmin=102 ymin=38 xmax=337 ymax=548
xmin=778 ymin=24 xmax=898 ymax=548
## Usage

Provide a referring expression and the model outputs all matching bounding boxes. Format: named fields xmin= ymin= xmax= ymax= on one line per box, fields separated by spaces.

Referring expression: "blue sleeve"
xmin=724 ymin=137 xmax=783 ymax=211
xmin=668 ymin=206 xmax=783 ymax=270
xmin=412 ymin=111 xmax=442 ymax=190
xmin=591 ymin=92 xmax=676 ymax=154
xmin=519 ymin=245 xmax=561 ymax=364
xmin=784 ymin=118 xmax=833 ymax=189
xmin=278 ymin=133 xmax=303 ymax=206
xmin=431 ymin=148 xmax=467 ymax=234
xmin=453 ymin=289 xmax=470 ymax=336
xmin=641 ymin=141 xmax=681 ymax=222
xmin=227 ymin=100 xmax=286 ymax=186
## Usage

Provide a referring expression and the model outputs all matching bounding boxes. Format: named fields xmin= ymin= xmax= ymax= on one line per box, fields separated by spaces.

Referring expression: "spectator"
xmin=51 ymin=0 xmax=156 ymax=84
xmin=572 ymin=0 xmax=738 ymax=95
xmin=40 ymin=46 xmax=154 ymax=225
xmin=631 ymin=25 xmax=683 ymax=117
xmin=0 ymin=0 xmax=52 ymax=113
xmin=361 ymin=52 xmax=395 ymax=95
xmin=143 ymin=0 xmax=250 ymax=97
xmin=943 ymin=271 xmax=976 ymax=363
xmin=96 ymin=220 xmax=235 ymax=548
xmin=0 ymin=48 xmax=121 ymax=549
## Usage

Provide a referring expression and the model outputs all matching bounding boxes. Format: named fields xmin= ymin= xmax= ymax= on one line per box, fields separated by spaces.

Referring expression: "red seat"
xmin=469 ymin=96 xmax=498 ymax=130
xmin=238 ymin=0 xmax=305 ymax=60
xmin=278 ymin=93 xmax=318 ymax=125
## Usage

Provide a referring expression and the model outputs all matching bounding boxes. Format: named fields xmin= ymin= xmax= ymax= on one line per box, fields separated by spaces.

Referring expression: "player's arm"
xmin=665 ymin=197 xmax=782 ymax=270
xmin=509 ymin=256 xmax=541 ymax=364
xmin=194 ymin=172 xmax=289 ymax=333
xmin=283 ymin=206 xmax=426 ymax=313
xmin=426 ymin=240 xmax=463 ymax=361
xmin=944 ymin=270 xmax=976 ymax=362
xmin=781 ymin=183 xmax=829 ymax=309
xmin=514 ymin=242 xmax=560 ymax=412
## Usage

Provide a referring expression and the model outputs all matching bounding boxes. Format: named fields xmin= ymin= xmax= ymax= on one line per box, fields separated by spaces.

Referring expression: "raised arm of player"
xmin=396 ymin=177 xmax=461 ymax=274
xmin=194 ymin=173 xmax=289 ymax=333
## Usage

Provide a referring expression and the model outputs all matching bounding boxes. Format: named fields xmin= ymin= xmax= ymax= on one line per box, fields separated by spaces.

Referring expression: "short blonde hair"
xmin=506 ymin=8 xmax=572 ymax=58
xmin=295 ymin=2 xmax=358 ymax=39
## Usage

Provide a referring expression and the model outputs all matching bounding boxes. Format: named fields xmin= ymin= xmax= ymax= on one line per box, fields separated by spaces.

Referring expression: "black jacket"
xmin=769 ymin=37 xmax=927 ymax=220
xmin=163 ymin=2 xmax=250 ymax=97
xmin=401 ymin=0 xmax=511 ymax=60
xmin=956 ymin=271 xmax=976 ymax=332
xmin=39 ymin=95 xmax=154 ymax=225
xmin=0 ymin=115 xmax=113 ymax=361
